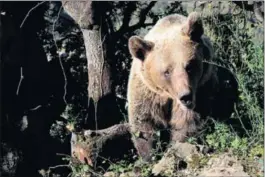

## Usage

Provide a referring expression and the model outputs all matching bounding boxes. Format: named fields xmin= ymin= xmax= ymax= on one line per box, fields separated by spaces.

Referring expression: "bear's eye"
xmin=164 ymin=70 xmax=171 ymax=78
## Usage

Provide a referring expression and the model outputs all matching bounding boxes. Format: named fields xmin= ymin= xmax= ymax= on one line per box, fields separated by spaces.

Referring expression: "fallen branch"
xmin=71 ymin=123 xmax=131 ymax=166
xmin=83 ymin=123 xmax=131 ymax=138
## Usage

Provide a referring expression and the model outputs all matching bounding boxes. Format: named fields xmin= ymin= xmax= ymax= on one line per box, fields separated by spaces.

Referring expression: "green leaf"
xmin=82 ymin=165 xmax=89 ymax=172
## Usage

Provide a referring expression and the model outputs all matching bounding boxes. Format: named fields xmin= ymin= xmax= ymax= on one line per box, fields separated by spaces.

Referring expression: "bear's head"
xmin=128 ymin=12 xmax=213 ymax=110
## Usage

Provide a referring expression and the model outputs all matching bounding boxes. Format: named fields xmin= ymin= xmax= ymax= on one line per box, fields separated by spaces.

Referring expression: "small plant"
xmin=205 ymin=122 xmax=249 ymax=156
xmin=107 ymin=160 xmax=134 ymax=174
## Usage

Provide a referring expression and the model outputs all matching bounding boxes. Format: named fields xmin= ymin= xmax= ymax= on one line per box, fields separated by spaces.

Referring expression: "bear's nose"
xmin=179 ymin=93 xmax=193 ymax=108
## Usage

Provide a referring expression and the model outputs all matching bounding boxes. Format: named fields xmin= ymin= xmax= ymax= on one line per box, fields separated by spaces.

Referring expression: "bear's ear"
xmin=181 ymin=12 xmax=204 ymax=42
xmin=128 ymin=36 xmax=154 ymax=61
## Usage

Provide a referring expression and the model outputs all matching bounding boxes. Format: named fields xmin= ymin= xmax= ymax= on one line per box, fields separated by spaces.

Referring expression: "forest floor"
xmin=61 ymin=141 xmax=263 ymax=177
xmin=100 ymin=143 xmax=263 ymax=177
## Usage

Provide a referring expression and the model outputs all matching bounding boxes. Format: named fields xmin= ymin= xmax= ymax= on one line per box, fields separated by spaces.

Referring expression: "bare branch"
xmin=20 ymin=1 xmax=46 ymax=28
xmin=52 ymin=4 xmax=68 ymax=104
xmin=29 ymin=105 xmax=42 ymax=111
xmin=47 ymin=164 xmax=70 ymax=177
xmin=118 ymin=2 xmax=137 ymax=32
xmin=115 ymin=1 xmax=156 ymax=35
xmin=138 ymin=1 xmax=156 ymax=25
xmin=16 ymin=67 xmax=24 ymax=95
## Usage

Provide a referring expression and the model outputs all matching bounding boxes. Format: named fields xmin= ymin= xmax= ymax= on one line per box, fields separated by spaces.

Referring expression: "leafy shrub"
xmin=201 ymin=2 xmax=263 ymax=158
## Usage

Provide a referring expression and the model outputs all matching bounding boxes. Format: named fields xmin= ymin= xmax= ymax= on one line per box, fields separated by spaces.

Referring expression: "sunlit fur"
xmin=127 ymin=12 xmax=215 ymax=161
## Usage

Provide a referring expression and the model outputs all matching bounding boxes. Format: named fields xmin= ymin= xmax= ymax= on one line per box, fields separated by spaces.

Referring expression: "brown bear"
xmin=127 ymin=12 xmax=217 ymax=161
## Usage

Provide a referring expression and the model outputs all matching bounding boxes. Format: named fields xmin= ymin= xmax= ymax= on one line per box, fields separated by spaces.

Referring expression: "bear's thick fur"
xmin=127 ymin=12 xmax=228 ymax=161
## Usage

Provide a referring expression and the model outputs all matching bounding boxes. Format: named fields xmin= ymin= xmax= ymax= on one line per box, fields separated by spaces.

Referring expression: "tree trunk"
xmin=61 ymin=1 xmax=112 ymax=103
xmin=83 ymin=29 xmax=111 ymax=103
xmin=62 ymin=1 xmax=129 ymax=166
xmin=62 ymin=1 xmax=119 ymax=129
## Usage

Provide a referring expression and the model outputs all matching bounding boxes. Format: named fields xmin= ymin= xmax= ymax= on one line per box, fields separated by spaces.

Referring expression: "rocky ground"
xmin=101 ymin=142 xmax=262 ymax=177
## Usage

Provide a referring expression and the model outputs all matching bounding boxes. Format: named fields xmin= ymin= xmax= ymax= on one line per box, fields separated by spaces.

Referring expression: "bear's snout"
xmin=179 ymin=92 xmax=194 ymax=109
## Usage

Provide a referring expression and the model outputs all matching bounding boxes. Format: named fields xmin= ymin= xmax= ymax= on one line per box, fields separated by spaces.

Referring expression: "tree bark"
xmin=62 ymin=1 xmax=120 ymax=132
xmin=82 ymin=29 xmax=111 ymax=103
xmin=62 ymin=1 xmax=111 ymax=103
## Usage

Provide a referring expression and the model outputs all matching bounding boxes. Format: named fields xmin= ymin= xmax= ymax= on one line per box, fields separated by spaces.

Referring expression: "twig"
xmin=202 ymin=60 xmax=239 ymax=85
xmin=29 ymin=105 xmax=42 ymax=111
xmin=48 ymin=164 xmax=69 ymax=170
xmin=20 ymin=1 xmax=46 ymax=28
xmin=47 ymin=164 xmax=70 ymax=177
xmin=16 ymin=67 xmax=24 ymax=95
xmin=56 ymin=153 xmax=72 ymax=157
xmin=52 ymin=4 xmax=68 ymax=104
